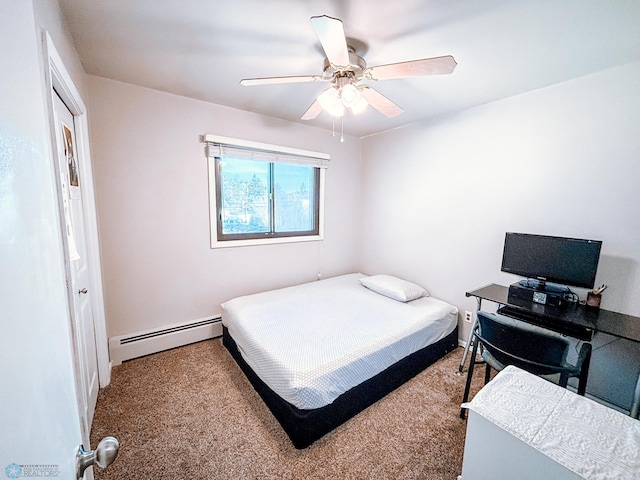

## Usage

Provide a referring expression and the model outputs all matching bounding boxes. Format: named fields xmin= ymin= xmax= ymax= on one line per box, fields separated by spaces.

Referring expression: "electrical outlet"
xmin=464 ymin=311 xmax=473 ymax=323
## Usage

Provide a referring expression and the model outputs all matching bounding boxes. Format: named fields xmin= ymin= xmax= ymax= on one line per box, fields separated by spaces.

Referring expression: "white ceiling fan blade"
xmin=240 ymin=75 xmax=326 ymax=86
xmin=364 ymin=55 xmax=457 ymax=81
xmin=301 ymin=100 xmax=323 ymax=120
xmin=359 ymin=86 xmax=403 ymax=118
xmin=310 ymin=15 xmax=350 ymax=67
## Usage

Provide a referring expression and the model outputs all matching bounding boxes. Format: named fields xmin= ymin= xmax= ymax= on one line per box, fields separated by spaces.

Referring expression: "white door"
xmin=52 ymin=91 xmax=100 ymax=431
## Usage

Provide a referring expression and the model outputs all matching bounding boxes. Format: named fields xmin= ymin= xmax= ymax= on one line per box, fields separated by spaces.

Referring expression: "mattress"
xmin=221 ymin=273 xmax=458 ymax=410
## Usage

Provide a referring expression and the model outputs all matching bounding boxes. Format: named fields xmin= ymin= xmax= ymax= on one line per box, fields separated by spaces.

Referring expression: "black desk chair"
xmin=460 ymin=311 xmax=592 ymax=419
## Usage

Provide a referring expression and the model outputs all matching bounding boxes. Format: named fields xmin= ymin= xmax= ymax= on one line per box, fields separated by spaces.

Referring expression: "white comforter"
xmin=221 ymin=273 xmax=458 ymax=410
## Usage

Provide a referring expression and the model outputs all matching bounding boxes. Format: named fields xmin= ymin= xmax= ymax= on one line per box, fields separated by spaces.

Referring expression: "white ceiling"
xmin=58 ymin=0 xmax=640 ymax=138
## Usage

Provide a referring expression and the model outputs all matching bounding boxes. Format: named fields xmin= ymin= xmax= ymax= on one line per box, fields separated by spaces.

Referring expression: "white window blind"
xmin=203 ymin=134 xmax=329 ymax=168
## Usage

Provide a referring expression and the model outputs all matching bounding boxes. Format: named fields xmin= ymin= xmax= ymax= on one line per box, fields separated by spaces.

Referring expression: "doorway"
xmin=52 ymin=90 xmax=100 ymax=430
xmin=44 ymin=31 xmax=110 ymax=446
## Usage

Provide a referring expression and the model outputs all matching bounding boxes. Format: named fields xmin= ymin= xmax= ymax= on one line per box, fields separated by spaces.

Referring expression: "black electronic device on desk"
xmin=507 ymin=279 xmax=569 ymax=307
xmin=498 ymin=232 xmax=603 ymax=338
xmin=501 ymin=232 xmax=602 ymax=308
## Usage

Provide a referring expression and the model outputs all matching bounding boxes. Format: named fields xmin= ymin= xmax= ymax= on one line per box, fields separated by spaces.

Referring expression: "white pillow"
xmin=360 ymin=274 xmax=429 ymax=302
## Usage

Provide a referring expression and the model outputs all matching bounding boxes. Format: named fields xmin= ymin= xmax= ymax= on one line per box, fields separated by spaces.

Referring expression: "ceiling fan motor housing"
xmin=322 ymin=46 xmax=367 ymax=80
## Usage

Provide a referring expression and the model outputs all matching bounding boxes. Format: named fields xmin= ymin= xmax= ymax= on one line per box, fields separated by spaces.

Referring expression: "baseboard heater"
xmin=108 ymin=315 xmax=222 ymax=366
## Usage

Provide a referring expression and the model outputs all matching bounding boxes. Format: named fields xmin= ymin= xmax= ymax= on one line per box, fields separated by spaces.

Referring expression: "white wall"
xmin=359 ymin=62 xmax=640 ymax=341
xmin=87 ymin=76 xmax=362 ymax=338
xmin=0 ymin=0 xmax=85 ymax=474
xmin=33 ymin=0 xmax=87 ymax=99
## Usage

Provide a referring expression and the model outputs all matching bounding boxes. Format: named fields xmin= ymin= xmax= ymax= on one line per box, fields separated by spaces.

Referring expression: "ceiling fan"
xmin=240 ymin=15 xmax=457 ymax=121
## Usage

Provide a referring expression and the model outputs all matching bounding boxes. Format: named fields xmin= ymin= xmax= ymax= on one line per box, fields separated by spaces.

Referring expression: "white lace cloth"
xmin=463 ymin=365 xmax=640 ymax=479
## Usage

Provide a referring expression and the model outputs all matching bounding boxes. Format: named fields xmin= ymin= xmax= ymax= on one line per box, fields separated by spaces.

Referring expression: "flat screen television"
xmin=501 ymin=232 xmax=602 ymax=290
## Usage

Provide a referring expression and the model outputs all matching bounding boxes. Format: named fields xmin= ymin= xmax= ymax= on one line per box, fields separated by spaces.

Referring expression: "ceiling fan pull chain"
xmin=331 ymin=115 xmax=336 ymax=137
xmin=340 ymin=115 xmax=344 ymax=143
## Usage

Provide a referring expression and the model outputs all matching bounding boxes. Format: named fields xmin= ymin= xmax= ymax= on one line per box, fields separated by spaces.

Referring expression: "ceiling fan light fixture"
xmin=350 ymin=94 xmax=368 ymax=115
xmin=317 ymin=87 xmax=345 ymax=117
xmin=340 ymin=83 xmax=361 ymax=108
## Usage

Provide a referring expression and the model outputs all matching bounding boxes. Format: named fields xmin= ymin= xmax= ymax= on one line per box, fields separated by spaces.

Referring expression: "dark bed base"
xmin=222 ymin=325 xmax=459 ymax=449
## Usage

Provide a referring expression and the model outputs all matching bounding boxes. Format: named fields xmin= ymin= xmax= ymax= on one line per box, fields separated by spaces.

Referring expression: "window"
xmin=215 ymin=158 xmax=320 ymax=240
xmin=205 ymin=135 xmax=328 ymax=247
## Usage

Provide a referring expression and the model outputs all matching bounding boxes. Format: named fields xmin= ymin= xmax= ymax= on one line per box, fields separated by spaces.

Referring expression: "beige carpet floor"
xmin=91 ymin=339 xmax=483 ymax=479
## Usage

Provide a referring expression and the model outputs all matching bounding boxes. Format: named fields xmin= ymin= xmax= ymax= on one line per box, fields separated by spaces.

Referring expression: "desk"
xmin=461 ymin=283 xmax=640 ymax=417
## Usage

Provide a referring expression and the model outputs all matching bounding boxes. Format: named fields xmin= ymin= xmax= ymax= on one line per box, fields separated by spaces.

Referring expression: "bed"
xmin=221 ymin=273 xmax=459 ymax=448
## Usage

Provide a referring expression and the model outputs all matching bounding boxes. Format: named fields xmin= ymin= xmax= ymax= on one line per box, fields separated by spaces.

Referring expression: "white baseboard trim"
xmin=108 ymin=315 xmax=222 ymax=366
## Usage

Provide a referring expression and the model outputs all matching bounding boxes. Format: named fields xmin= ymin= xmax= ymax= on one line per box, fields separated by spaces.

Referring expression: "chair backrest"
xmin=476 ymin=311 xmax=571 ymax=375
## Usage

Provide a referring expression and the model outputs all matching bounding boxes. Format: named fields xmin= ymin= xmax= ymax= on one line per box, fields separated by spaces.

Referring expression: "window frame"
xmin=205 ymin=135 xmax=328 ymax=249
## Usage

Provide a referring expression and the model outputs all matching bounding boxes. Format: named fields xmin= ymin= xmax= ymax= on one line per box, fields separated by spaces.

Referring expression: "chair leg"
xmin=460 ymin=336 xmax=480 ymax=419
xmin=577 ymin=352 xmax=592 ymax=396
xmin=484 ymin=363 xmax=491 ymax=385
xmin=559 ymin=372 xmax=569 ymax=388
